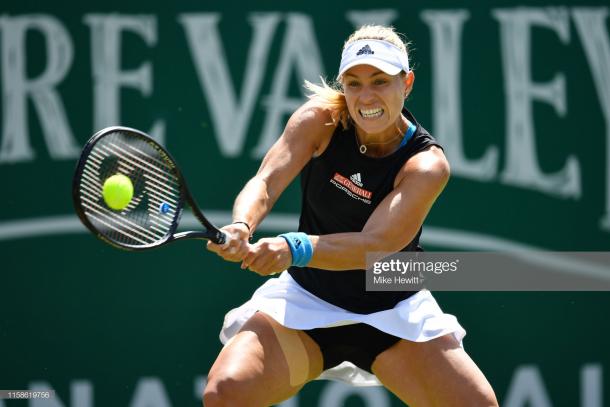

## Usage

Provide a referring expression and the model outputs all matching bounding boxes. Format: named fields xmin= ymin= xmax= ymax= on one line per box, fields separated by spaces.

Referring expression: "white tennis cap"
xmin=338 ymin=39 xmax=410 ymax=79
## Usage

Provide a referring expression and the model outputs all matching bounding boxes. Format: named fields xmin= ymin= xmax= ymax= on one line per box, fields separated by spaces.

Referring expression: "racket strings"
xmin=77 ymin=131 xmax=183 ymax=247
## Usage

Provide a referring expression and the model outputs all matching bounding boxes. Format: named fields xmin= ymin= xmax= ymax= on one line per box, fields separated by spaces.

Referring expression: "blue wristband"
xmin=278 ymin=232 xmax=313 ymax=267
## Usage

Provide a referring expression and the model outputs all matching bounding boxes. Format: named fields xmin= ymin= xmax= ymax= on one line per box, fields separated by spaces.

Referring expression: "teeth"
xmin=360 ymin=108 xmax=383 ymax=118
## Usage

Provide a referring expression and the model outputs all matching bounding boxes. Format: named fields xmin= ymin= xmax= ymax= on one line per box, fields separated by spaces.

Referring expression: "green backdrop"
xmin=1 ymin=0 xmax=609 ymax=406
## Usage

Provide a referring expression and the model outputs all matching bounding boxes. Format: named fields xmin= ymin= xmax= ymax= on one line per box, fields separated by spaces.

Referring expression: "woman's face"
xmin=342 ymin=64 xmax=413 ymax=136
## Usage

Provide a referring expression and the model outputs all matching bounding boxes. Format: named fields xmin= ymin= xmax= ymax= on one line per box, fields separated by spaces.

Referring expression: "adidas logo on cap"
xmin=356 ymin=44 xmax=374 ymax=56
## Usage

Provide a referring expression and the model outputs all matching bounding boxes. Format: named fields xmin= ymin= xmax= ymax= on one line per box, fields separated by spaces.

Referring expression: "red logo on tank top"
xmin=331 ymin=172 xmax=373 ymax=201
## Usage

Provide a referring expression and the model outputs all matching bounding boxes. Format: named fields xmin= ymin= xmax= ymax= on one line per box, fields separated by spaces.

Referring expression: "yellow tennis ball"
xmin=102 ymin=174 xmax=134 ymax=210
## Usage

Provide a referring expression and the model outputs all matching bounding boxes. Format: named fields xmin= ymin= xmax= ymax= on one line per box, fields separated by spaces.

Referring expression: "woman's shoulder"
xmin=395 ymin=145 xmax=450 ymax=188
xmin=285 ymin=100 xmax=339 ymax=156
xmin=290 ymin=99 xmax=338 ymax=128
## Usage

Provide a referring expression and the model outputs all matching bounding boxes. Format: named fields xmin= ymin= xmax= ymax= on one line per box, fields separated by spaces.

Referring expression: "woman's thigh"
xmin=371 ymin=334 xmax=498 ymax=407
xmin=204 ymin=312 xmax=324 ymax=407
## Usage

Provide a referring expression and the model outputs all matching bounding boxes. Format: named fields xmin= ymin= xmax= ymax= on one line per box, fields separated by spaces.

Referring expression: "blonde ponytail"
xmin=303 ymin=78 xmax=349 ymax=128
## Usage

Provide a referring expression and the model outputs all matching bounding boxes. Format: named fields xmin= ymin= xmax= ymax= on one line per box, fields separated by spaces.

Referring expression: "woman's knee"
xmin=203 ymin=374 xmax=252 ymax=407
xmin=469 ymin=378 xmax=499 ymax=407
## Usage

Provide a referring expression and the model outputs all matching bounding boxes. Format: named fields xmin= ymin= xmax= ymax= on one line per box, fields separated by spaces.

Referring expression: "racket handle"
xmin=216 ymin=230 xmax=229 ymax=245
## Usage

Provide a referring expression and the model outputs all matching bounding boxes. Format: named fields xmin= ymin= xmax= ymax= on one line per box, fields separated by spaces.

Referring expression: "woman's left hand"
xmin=241 ymin=237 xmax=293 ymax=276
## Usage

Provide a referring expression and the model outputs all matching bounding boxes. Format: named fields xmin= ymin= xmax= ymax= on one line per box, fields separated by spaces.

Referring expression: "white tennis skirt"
xmin=219 ymin=271 xmax=466 ymax=386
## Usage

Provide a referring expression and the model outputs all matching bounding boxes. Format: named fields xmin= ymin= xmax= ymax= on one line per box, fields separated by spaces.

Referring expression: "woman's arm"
xmin=242 ymin=146 xmax=450 ymax=274
xmin=310 ymin=146 xmax=449 ymax=269
xmin=207 ymin=100 xmax=335 ymax=261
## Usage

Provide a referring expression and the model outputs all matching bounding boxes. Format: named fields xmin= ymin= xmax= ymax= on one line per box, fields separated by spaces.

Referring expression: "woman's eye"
xmin=347 ymin=81 xmax=360 ymax=88
xmin=374 ymin=79 xmax=387 ymax=85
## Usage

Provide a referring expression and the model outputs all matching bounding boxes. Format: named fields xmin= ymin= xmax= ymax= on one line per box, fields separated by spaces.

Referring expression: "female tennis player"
xmin=205 ymin=25 xmax=498 ymax=406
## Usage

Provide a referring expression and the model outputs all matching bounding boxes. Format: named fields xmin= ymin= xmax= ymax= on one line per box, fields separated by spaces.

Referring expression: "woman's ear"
xmin=404 ymin=71 xmax=415 ymax=98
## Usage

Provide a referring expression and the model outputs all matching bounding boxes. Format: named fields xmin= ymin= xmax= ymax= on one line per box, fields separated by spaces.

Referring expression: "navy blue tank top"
xmin=288 ymin=109 xmax=442 ymax=314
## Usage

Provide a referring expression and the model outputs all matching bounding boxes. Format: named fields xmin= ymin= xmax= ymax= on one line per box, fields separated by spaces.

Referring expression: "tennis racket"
xmin=72 ymin=126 xmax=228 ymax=250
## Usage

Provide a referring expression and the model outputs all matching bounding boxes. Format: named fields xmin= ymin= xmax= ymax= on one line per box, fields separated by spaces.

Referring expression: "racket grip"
xmin=216 ymin=230 xmax=229 ymax=245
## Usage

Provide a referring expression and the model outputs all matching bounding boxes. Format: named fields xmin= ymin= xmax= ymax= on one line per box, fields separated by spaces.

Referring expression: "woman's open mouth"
xmin=359 ymin=107 xmax=384 ymax=119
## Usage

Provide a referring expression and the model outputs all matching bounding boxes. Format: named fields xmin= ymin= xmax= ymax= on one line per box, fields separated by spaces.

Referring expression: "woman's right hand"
xmin=206 ymin=222 xmax=251 ymax=262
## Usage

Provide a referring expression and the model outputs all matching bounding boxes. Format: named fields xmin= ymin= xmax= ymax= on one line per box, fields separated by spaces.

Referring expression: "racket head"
xmin=72 ymin=126 xmax=189 ymax=250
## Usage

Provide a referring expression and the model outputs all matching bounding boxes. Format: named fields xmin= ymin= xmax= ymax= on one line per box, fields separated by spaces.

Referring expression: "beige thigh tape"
xmin=266 ymin=316 xmax=310 ymax=386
